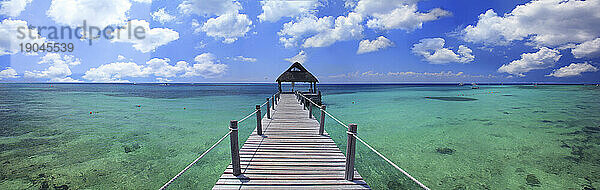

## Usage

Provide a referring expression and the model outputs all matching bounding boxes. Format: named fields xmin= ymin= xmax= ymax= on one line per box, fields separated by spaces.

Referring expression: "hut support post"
xmin=278 ymin=82 xmax=282 ymax=93
xmin=345 ymin=124 xmax=357 ymax=181
xmin=229 ymin=120 xmax=241 ymax=176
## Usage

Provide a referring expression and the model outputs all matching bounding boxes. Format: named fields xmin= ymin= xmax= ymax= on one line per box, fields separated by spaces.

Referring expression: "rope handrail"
xmin=353 ymin=134 xmax=430 ymax=190
xmin=297 ymin=92 xmax=348 ymax=128
xmin=297 ymin=92 xmax=322 ymax=109
xmin=297 ymin=91 xmax=429 ymax=189
xmin=322 ymin=109 xmax=349 ymax=129
xmin=260 ymin=101 xmax=268 ymax=107
xmin=238 ymin=109 xmax=258 ymax=123
xmin=159 ymin=130 xmax=232 ymax=190
xmin=160 ymin=92 xmax=280 ymax=189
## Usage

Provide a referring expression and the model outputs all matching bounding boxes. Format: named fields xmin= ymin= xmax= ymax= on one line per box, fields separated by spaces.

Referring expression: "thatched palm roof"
xmin=276 ymin=62 xmax=319 ymax=83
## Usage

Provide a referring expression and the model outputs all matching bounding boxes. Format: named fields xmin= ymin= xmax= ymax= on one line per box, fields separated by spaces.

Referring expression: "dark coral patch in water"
xmin=526 ymin=174 xmax=541 ymax=187
xmin=425 ymin=97 xmax=477 ymax=101
xmin=436 ymin=147 xmax=455 ymax=155
xmin=583 ymin=126 xmax=600 ymax=134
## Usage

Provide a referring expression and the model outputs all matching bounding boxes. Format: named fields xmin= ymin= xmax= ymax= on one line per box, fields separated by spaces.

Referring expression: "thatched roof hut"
xmin=276 ymin=62 xmax=318 ymax=93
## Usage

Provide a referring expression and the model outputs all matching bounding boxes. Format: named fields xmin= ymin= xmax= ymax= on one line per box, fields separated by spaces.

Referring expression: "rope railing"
xmin=159 ymin=92 xmax=280 ymax=190
xmin=238 ymin=109 xmax=258 ymax=123
xmin=295 ymin=91 xmax=430 ymax=190
xmin=159 ymin=130 xmax=232 ymax=190
xmin=353 ymin=134 xmax=431 ymax=190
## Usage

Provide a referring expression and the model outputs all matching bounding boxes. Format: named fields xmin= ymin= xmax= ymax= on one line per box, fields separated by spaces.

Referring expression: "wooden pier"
xmin=160 ymin=62 xmax=427 ymax=190
xmin=212 ymin=93 xmax=370 ymax=189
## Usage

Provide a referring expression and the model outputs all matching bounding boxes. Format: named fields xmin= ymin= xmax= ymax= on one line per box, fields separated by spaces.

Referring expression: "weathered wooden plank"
xmin=215 ymin=179 xmax=368 ymax=185
xmin=218 ymin=174 xmax=363 ymax=180
xmin=213 ymin=185 xmax=370 ymax=190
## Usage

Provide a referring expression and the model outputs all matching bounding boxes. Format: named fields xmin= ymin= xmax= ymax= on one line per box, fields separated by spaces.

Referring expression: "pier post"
xmin=345 ymin=124 xmax=357 ymax=181
xmin=266 ymin=98 xmax=271 ymax=119
xmin=319 ymin=105 xmax=326 ymax=135
xmin=273 ymin=95 xmax=277 ymax=105
xmin=229 ymin=120 xmax=241 ymax=176
xmin=256 ymin=105 xmax=262 ymax=136
xmin=308 ymin=101 xmax=313 ymax=118
xmin=303 ymin=98 xmax=307 ymax=110
xmin=272 ymin=95 xmax=276 ymax=107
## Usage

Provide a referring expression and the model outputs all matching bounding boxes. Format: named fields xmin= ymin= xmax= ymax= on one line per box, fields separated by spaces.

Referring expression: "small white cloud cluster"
xmin=411 ymin=38 xmax=474 ymax=64
xmin=229 ymin=56 xmax=257 ymax=63
xmin=279 ymin=13 xmax=364 ymax=48
xmin=0 ymin=67 xmax=19 ymax=80
xmin=0 ymin=0 xmax=32 ymax=17
xmin=571 ymin=38 xmax=600 ymax=59
xmin=285 ymin=50 xmax=307 ymax=64
xmin=151 ymin=8 xmax=176 ymax=24
xmin=24 ymin=53 xmax=82 ymax=82
xmin=355 ymin=0 xmax=450 ymax=31
xmin=82 ymin=53 xmax=227 ymax=82
xmin=180 ymin=0 xmax=252 ymax=43
xmin=111 ymin=20 xmax=179 ymax=53
xmin=47 ymin=0 xmax=131 ymax=29
xmin=547 ymin=63 xmax=598 ymax=78
xmin=498 ymin=47 xmax=561 ymax=77
xmin=357 ymin=36 xmax=394 ymax=54
xmin=258 ymin=0 xmax=320 ymax=22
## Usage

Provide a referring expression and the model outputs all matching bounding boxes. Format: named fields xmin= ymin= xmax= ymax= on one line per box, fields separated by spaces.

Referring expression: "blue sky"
xmin=0 ymin=0 xmax=599 ymax=83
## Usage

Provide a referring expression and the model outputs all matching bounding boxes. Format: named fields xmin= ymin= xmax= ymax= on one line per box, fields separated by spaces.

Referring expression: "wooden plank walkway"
xmin=213 ymin=94 xmax=370 ymax=189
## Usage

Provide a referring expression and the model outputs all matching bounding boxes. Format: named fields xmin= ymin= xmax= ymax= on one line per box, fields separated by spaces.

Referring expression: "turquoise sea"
xmin=1 ymin=83 xmax=599 ymax=189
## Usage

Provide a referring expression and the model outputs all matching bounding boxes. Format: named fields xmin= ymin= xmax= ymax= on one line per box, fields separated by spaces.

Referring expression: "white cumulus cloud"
xmin=24 ymin=53 xmax=82 ymax=82
xmin=0 ymin=19 xmax=47 ymax=56
xmin=111 ymin=20 xmax=179 ymax=53
xmin=180 ymin=0 xmax=252 ymax=44
xmin=0 ymin=0 xmax=32 ymax=17
xmin=411 ymin=38 xmax=474 ymax=64
xmin=143 ymin=58 xmax=188 ymax=78
xmin=0 ymin=67 xmax=19 ymax=79
xmin=200 ymin=12 xmax=252 ymax=44
xmin=462 ymin=0 xmax=600 ymax=47
xmin=355 ymin=0 xmax=450 ymax=31
xmin=498 ymin=47 xmax=562 ymax=76
xmin=258 ymin=0 xmax=320 ymax=22
xmin=285 ymin=50 xmax=307 ymax=64
xmin=182 ymin=53 xmax=228 ymax=78
xmin=82 ymin=61 xmax=147 ymax=83
xmin=571 ymin=38 xmax=600 ymax=59
xmin=151 ymin=8 xmax=176 ymax=24
xmin=279 ymin=13 xmax=363 ymax=48
xmin=546 ymin=62 xmax=598 ymax=77
xmin=47 ymin=0 xmax=131 ymax=28
xmin=357 ymin=36 xmax=394 ymax=54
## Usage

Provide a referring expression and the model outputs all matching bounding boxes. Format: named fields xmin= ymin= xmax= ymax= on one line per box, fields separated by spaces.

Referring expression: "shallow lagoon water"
xmin=1 ymin=84 xmax=599 ymax=189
